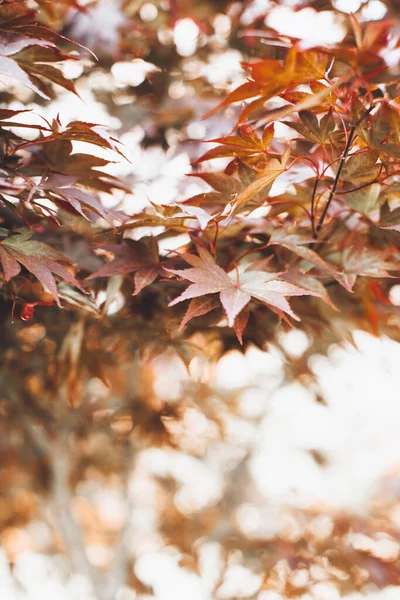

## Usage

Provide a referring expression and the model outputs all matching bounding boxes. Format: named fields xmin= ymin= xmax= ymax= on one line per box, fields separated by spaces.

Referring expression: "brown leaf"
xmin=194 ymin=124 xmax=274 ymax=165
xmin=203 ymin=49 xmax=328 ymax=124
xmin=269 ymin=230 xmax=342 ymax=277
xmin=339 ymin=150 xmax=380 ymax=183
xmin=0 ymin=230 xmax=85 ymax=306
xmin=179 ymin=296 xmax=220 ymax=330
xmin=233 ymin=306 xmax=250 ymax=345
xmin=88 ymin=238 xmax=161 ymax=295
xmin=0 ymin=55 xmax=49 ymax=98
xmin=230 ymin=148 xmax=290 ymax=214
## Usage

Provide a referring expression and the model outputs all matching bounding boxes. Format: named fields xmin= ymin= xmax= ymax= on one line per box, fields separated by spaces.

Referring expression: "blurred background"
xmin=2 ymin=1 xmax=400 ymax=598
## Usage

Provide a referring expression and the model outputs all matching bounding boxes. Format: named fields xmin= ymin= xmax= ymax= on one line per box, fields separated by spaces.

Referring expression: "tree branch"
xmin=315 ymin=106 xmax=374 ymax=236
xmin=310 ymin=176 xmax=319 ymax=238
xmin=315 ymin=125 xmax=356 ymax=236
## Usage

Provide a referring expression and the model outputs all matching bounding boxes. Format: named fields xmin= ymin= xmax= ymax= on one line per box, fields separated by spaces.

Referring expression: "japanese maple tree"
xmin=1 ymin=0 xmax=400 ymax=598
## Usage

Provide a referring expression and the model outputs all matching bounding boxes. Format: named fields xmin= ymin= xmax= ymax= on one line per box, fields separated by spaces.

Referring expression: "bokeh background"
xmin=2 ymin=1 xmax=400 ymax=598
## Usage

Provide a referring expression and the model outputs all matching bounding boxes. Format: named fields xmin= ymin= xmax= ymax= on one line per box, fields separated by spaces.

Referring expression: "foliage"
xmin=2 ymin=0 xmax=400 ymax=598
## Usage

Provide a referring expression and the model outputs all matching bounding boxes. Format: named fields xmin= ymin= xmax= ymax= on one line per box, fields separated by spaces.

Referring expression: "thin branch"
xmin=315 ymin=125 xmax=356 ymax=236
xmin=315 ymin=106 xmax=374 ymax=236
xmin=340 ymin=178 xmax=379 ymax=195
xmin=310 ymin=176 xmax=319 ymax=238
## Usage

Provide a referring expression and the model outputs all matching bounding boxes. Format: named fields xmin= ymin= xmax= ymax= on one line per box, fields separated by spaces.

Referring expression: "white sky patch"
xmin=252 ymin=332 xmax=400 ymax=510
xmin=241 ymin=0 xmax=271 ymax=26
xmin=111 ymin=59 xmax=159 ymax=87
xmin=61 ymin=60 xmax=84 ymax=80
xmin=266 ymin=6 xmax=346 ymax=48
xmin=202 ymin=50 xmax=244 ymax=87
xmin=279 ymin=329 xmax=310 ymax=358
xmin=114 ymin=147 xmax=191 ymax=211
xmin=389 ymin=284 xmax=400 ymax=305
xmin=69 ymin=0 xmax=125 ymax=54
xmin=217 ymin=564 xmax=262 ymax=598
xmin=213 ymin=14 xmax=231 ymax=37
xmin=187 ymin=121 xmax=207 ymax=140
xmin=362 ymin=0 xmax=387 ymax=20
xmin=333 ymin=0 xmax=363 ymax=12
xmin=135 ymin=552 xmax=209 ymax=600
xmin=0 ymin=550 xmax=96 ymax=599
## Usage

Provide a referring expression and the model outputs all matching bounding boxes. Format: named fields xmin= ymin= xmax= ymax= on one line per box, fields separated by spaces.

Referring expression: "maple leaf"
xmin=203 ymin=48 xmax=328 ymax=124
xmin=341 ymin=14 xmax=390 ymax=70
xmin=337 ymin=150 xmax=380 ymax=183
xmin=179 ymin=296 xmax=220 ymax=330
xmin=193 ymin=124 xmax=275 ymax=165
xmin=268 ymin=229 xmax=363 ymax=292
xmin=16 ymin=119 xmax=126 ymax=160
xmin=9 ymin=44 xmax=79 ymax=97
xmin=20 ymin=300 xmax=53 ymax=321
xmin=0 ymin=1 xmax=92 ymax=99
xmin=0 ymin=55 xmax=49 ymax=98
xmin=347 ymin=183 xmax=382 ymax=215
xmin=233 ymin=306 xmax=250 ymax=345
xmin=169 ymin=203 xmax=216 ymax=230
xmin=54 ymin=121 xmax=126 ymax=158
xmin=281 ymin=80 xmax=336 ymax=113
xmin=326 ymin=242 xmax=400 ymax=291
xmin=283 ymin=109 xmax=341 ymax=145
xmin=189 ymin=149 xmax=289 ymax=218
xmin=41 ymin=175 xmax=117 ymax=223
xmin=168 ymin=248 xmax=320 ymax=327
xmin=0 ymin=107 xmax=47 ymax=135
xmin=378 ymin=202 xmax=400 ymax=232
xmin=230 ymin=147 xmax=290 ymax=214
xmin=87 ymin=238 xmax=161 ymax=295
xmin=0 ymin=3 xmax=36 ymax=28
xmin=0 ymin=230 xmax=85 ymax=306
xmin=269 ymin=230 xmax=341 ymax=276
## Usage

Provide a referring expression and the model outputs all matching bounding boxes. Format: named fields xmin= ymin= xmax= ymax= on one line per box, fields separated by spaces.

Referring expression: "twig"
xmin=315 ymin=106 xmax=374 ymax=237
xmin=315 ymin=125 xmax=356 ymax=236
xmin=310 ymin=176 xmax=319 ymax=238
xmin=340 ymin=178 xmax=379 ymax=195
